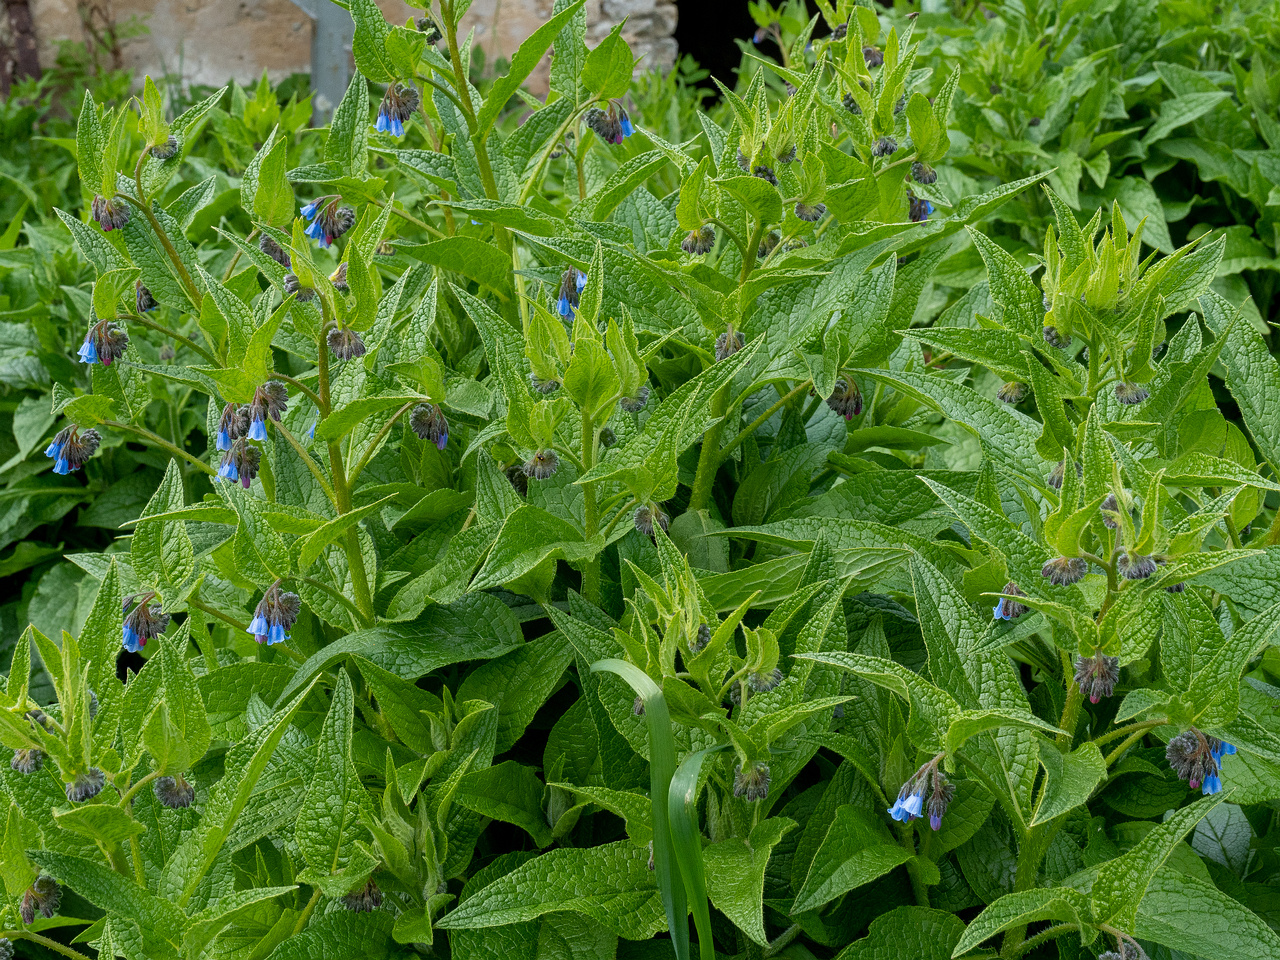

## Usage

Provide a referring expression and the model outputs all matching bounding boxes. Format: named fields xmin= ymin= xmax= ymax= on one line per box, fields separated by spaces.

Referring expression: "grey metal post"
xmin=287 ymin=0 xmax=355 ymax=124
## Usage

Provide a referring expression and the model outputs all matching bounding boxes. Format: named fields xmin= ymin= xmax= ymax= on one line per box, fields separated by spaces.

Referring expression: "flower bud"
xmin=832 ymin=21 xmax=848 ymax=39
xmin=79 ymin=319 xmax=129 ymax=365
xmin=11 ymin=748 xmax=43 ymax=774
xmin=826 ymin=378 xmax=863 ymax=420
xmin=136 ymin=281 xmax=158 ymax=313
xmin=1041 ymin=556 xmax=1087 ymax=586
xmin=91 ymin=194 xmax=130 ymax=231
xmin=301 ymin=198 xmax=355 ymax=247
xmin=1100 ymin=492 xmax=1120 ymax=529
xmin=248 ymin=381 xmax=289 ymax=439
xmin=123 ymin=594 xmax=170 ymax=651
xmin=260 ymin=233 xmax=292 ymax=268
xmin=216 ymin=403 xmax=249 ymax=452
xmin=842 ymin=92 xmax=862 ymax=115
xmin=149 ymin=134 xmax=179 ymax=160
xmin=733 ymin=761 xmax=771 ymax=801
xmin=993 ymin=582 xmax=1027 ymax=620
xmin=154 ymin=774 xmax=196 ymax=808
xmin=736 ymin=148 xmax=750 ymax=171
xmin=634 ymin=503 xmax=669 ymax=537
xmin=681 ymin=224 xmax=716 ymax=256
xmin=715 ymin=328 xmax=746 ymax=362
xmin=911 ymin=162 xmax=938 ymax=185
xmin=340 ymin=878 xmax=383 ymax=912
xmin=1074 ymin=653 xmax=1120 ymax=703
xmin=1029 ymin=116 xmax=1041 ymax=127
xmin=327 ymin=327 xmax=367 ymax=361
xmin=863 ymin=46 xmax=884 ymax=68
xmin=283 ymin=273 xmax=315 ymax=302
xmin=529 ymin=373 xmax=561 ymax=394
xmin=620 ymin=385 xmax=650 ymax=412
xmin=795 ymin=201 xmax=827 ymax=222
xmin=1166 ymin=727 xmax=1235 ymax=794
xmin=752 ymin=165 xmax=778 ymax=187
xmin=1116 ymin=550 xmax=1157 ymax=580
xmin=217 ymin=439 xmax=262 ymax=489
xmin=758 ymin=230 xmax=781 ymax=260
xmin=997 ymin=381 xmax=1028 ymax=404
xmin=908 ymin=193 xmax=933 ymax=222
xmin=0 ymin=936 xmax=12 ymax=960
xmin=748 ymin=667 xmax=783 ymax=693
xmin=409 ymin=403 xmax=449 ymax=450
xmin=66 ymin=767 xmax=106 ymax=802
xmin=872 ymin=136 xmax=898 ymax=158
xmin=523 ymin=450 xmax=559 ymax=480
xmin=691 ymin=623 xmax=711 ymax=653
xmin=1042 ymin=325 xmax=1071 ymax=349
xmin=927 ymin=769 xmax=955 ymax=830
xmin=599 ymin=426 xmax=617 ymax=447
xmin=247 ymin=584 xmax=301 ymax=646
xmin=20 ymin=876 xmax=60 ymax=924
xmin=414 ymin=16 xmax=442 ymax=41
xmin=45 ymin=425 xmax=101 ymax=475
xmin=778 ymin=144 xmax=796 ymax=163
xmin=330 ymin=261 xmax=349 ymax=292
xmin=1115 ymin=382 xmax=1150 ymax=405
xmin=1045 ymin=459 xmax=1080 ymax=490
xmin=633 ymin=695 xmax=645 ymax=716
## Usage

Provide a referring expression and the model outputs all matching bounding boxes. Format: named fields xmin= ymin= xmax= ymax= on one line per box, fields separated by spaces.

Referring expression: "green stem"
xmin=688 ymin=385 xmax=729 ymax=511
xmin=130 ymin=834 xmax=146 ymax=886
xmin=761 ymin=924 xmax=802 ymax=958
xmin=580 ymin=408 xmax=600 ymax=604
xmin=330 ymin=449 xmax=376 ymax=625
xmin=1056 ymin=674 xmax=1084 ymax=749
xmin=1092 ymin=717 xmax=1168 ymax=751
xmin=274 ymin=372 xmax=324 ymax=412
xmin=222 ymin=226 xmax=258 ymax=282
xmin=718 ymin=380 xmax=811 ymax=463
xmin=293 ymin=889 xmax=322 ymax=936
xmin=368 ymin=196 xmax=444 ymax=238
xmin=118 ymin=768 xmax=163 ymax=807
xmin=1105 ymin=723 xmax=1167 ymax=767
xmin=275 ymin=420 xmax=336 ymax=506
xmin=1011 ymin=923 xmax=1079 ymax=958
xmin=104 ymin=420 xmax=215 ymax=476
xmin=347 ymin=401 xmax=415 ymax=488
xmin=297 ymin=576 xmax=367 ymax=628
xmin=187 ymin=597 xmax=248 ymax=632
xmin=119 ymin=189 xmax=203 ymax=313
xmin=125 ymin=312 xmax=217 ymax=364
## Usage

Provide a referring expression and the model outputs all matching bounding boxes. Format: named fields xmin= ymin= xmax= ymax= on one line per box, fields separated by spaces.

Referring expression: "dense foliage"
xmin=1 ymin=1 xmax=1280 ymax=959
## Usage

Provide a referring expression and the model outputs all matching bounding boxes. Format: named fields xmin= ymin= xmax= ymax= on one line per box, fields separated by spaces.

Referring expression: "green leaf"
xmin=1031 ymin=741 xmax=1106 ymax=825
xmin=142 ymin=630 xmax=212 ymax=774
xmin=325 ymin=75 xmax=370 ymax=178
xmin=253 ymin=137 xmax=294 ymax=227
xmin=716 ymin=174 xmax=783 ymax=224
xmin=563 ymin=339 xmax=621 ymax=421
xmin=469 ymin=504 xmax=599 ymax=594
xmin=1090 ymin=792 xmax=1224 ymax=929
xmin=452 ymin=761 xmax=554 ymax=847
xmin=968 ymin=229 xmax=1043 ymax=338
xmin=296 ymin=670 xmax=368 ymax=876
xmin=581 ymin=23 xmax=634 ymax=100
xmin=476 ymin=0 xmax=587 ymax=135
xmin=52 ymin=803 xmax=146 ymax=846
xmin=350 ymin=0 xmax=395 ymax=83
xmin=263 ymin=911 xmax=393 ymax=960
xmin=839 ymin=907 xmax=965 ymax=960
xmin=791 ymin=806 xmax=913 ymax=914
xmin=436 ymin=842 xmax=665 ymax=939
xmin=1134 ymin=867 xmax=1280 ymax=960
xmin=1141 ymin=92 xmax=1232 ymax=145
xmin=951 ymin=887 xmax=1091 ymax=956
xmin=703 ymin=817 xmax=795 ymax=946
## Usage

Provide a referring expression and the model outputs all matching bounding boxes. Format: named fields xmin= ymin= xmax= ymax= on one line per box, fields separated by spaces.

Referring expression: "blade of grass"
xmin=590 ymin=658 xmax=690 ymax=960
xmin=669 ymin=745 xmax=730 ymax=960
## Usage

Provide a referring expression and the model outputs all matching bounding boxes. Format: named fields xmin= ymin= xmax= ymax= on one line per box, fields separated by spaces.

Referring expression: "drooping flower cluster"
xmin=1074 ymin=653 xmax=1120 ymax=703
xmin=1115 ymin=382 xmax=1150 ymax=405
xmin=300 ymin=196 xmax=356 ymax=247
xmin=341 ymin=878 xmax=383 ymax=912
xmin=863 ymin=45 xmax=884 ymax=68
xmin=733 ymin=761 xmax=771 ymax=801
xmin=218 ymin=439 xmax=262 ymax=488
xmin=529 ymin=373 xmax=561 ymax=394
xmin=826 ymin=378 xmax=863 ymax=420
xmin=79 ymin=318 xmax=129 ymax=365
xmin=715 ymin=327 xmax=746 ymax=362
xmin=908 ymin=193 xmax=934 ymax=222
xmin=872 ymin=136 xmax=897 ymax=158
xmin=328 ymin=327 xmax=367 ymax=361
xmin=216 ymin=402 xmax=249 ymax=452
xmin=1116 ymin=550 xmax=1158 ymax=580
xmin=795 ymin=201 xmax=827 ymax=222
xmin=992 ymin=581 xmax=1028 ymax=620
xmin=1041 ymin=555 xmax=1088 ymax=586
xmin=248 ymin=582 xmax=302 ymax=646
xmin=888 ymin=759 xmax=954 ymax=830
xmin=283 ymin=273 xmax=316 ymax=302
xmin=911 ymin=162 xmax=938 ymax=185
xmin=1166 ymin=728 xmax=1235 ymax=795
xmin=330 ymin=262 xmax=349 ymax=292
xmin=154 ymin=774 xmax=196 ymax=808
xmin=556 ymin=267 xmax=587 ymax=319
xmin=91 ymin=194 xmax=130 ymax=231
xmin=376 ymin=82 xmax=420 ymax=138
xmin=410 ymin=403 xmax=449 ymax=450
xmin=584 ymin=100 xmax=634 ymax=144
xmin=20 ymin=875 xmax=61 ymax=925
xmin=620 ymin=384 xmax=650 ymax=413
xmin=45 ymin=425 xmax=101 ymax=475
xmin=123 ymin=593 xmax=170 ymax=652
xmin=11 ymin=748 xmax=42 ymax=773
xmin=136 ymin=281 xmax=158 ymax=313
xmin=997 ymin=381 xmax=1028 ymax=404
xmin=260 ymin=234 xmax=292 ymax=268
xmin=149 ymin=134 xmax=180 ymax=160
xmin=248 ymin=381 xmax=289 ymax=440
xmin=523 ymin=449 xmax=559 ymax=480
xmin=634 ymin=502 xmax=669 ymax=537
xmin=681 ymin=224 xmax=716 ymax=256
xmin=414 ymin=16 xmax=442 ymax=41
xmin=65 ymin=767 xmax=106 ymax=802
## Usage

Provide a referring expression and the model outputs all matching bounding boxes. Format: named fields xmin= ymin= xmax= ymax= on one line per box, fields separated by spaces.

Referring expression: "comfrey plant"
xmin=1 ymin=1 xmax=1279 ymax=959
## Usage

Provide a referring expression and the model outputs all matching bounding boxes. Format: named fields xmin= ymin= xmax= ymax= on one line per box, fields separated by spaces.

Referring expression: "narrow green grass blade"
xmin=590 ymin=658 xmax=689 ymax=960
xmin=669 ymin=745 xmax=729 ymax=960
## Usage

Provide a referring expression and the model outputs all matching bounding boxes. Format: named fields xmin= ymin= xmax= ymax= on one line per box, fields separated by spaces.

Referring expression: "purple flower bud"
xmin=681 ymin=225 xmax=716 ymax=256
xmin=1117 ymin=550 xmax=1158 ymax=580
xmin=795 ymin=201 xmax=827 ymax=222
xmin=283 ymin=273 xmax=316 ymax=302
xmin=634 ymin=503 xmax=670 ymax=537
xmin=556 ymin=267 xmax=585 ymax=319
xmin=0 ymin=936 xmax=12 ymax=960
xmin=690 ymin=623 xmax=711 ymax=653
xmin=748 ymin=667 xmax=783 ymax=693
xmin=1046 ymin=459 xmax=1080 ymax=490
xmin=149 ymin=134 xmax=180 ymax=160
xmin=1115 ymin=382 xmax=1150 ymax=405
xmin=330 ymin=262 xmax=349 ymax=292
xmin=842 ymin=92 xmax=863 ymax=115
xmin=872 ymin=137 xmax=898 ymax=158
xmin=619 ymin=385 xmax=650 ymax=413
xmin=733 ymin=761 xmax=771 ymax=801
xmin=91 ymin=194 xmax=131 ymax=231
xmin=65 ymin=767 xmax=106 ymax=802
xmin=832 ymin=21 xmax=848 ymax=40
xmin=908 ymin=193 xmax=934 ymax=222
xmin=737 ymin=148 xmax=750 ymax=171
xmin=529 ymin=373 xmax=561 ymax=394
xmin=341 ymin=878 xmax=383 ymax=912
xmin=715 ymin=328 xmax=746 ymax=362
xmin=217 ymin=439 xmax=261 ymax=490
xmin=911 ymin=162 xmax=938 ymax=185
xmin=758 ymin=230 xmax=781 ymax=260
xmin=301 ymin=198 xmax=355 ymax=247
xmin=136 ymin=282 xmax=158 ymax=313
xmin=248 ymin=381 xmax=289 ymax=434
xmin=11 ymin=748 xmax=43 ymax=774
xmin=414 ymin=16 xmax=442 ymax=41
xmin=1074 ymin=653 xmax=1120 ymax=703
xmin=216 ymin=402 xmax=249 ymax=452
xmin=259 ymin=234 xmax=292 ymax=269
xmin=863 ymin=46 xmax=884 ymax=68
xmin=523 ymin=450 xmax=559 ymax=480
xmin=1042 ymin=325 xmax=1071 ymax=349
xmin=1041 ymin=556 xmax=1088 ymax=586
xmin=327 ymin=327 xmax=367 ymax=361
xmin=409 ymin=403 xmax=449 ymax=450
xmin=927 ymin=769 xmax=955 ymax=830
xmin=584 ymin=106 xmax=625 ymax=144
xmin=997 ymin=381 xmax=1028 ymax=404
xmin=20 ymin=875 xmax=61 ymax=925
xmin=154 ymin=774 xmax=196 ymax=808
xmin=752 ymin=165 xmax=778 ymax=187
xmin=1167 ymin=728 xmax=1235 ymax=794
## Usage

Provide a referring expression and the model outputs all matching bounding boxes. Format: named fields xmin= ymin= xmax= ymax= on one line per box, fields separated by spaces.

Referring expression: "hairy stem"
xmin=104 ymin=420 xmax=214 ymax=476
xmin=718 ymin=380 xmax=811 ymax=463
xmin=580 ymin=409 xmax=600 ymax=603
xmin=125 ymin=312 xmax=217 ymax=364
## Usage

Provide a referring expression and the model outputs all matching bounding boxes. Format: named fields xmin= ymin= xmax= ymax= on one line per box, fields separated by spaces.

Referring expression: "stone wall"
xmin=25 ymin=0 xmax=676 ymax=90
